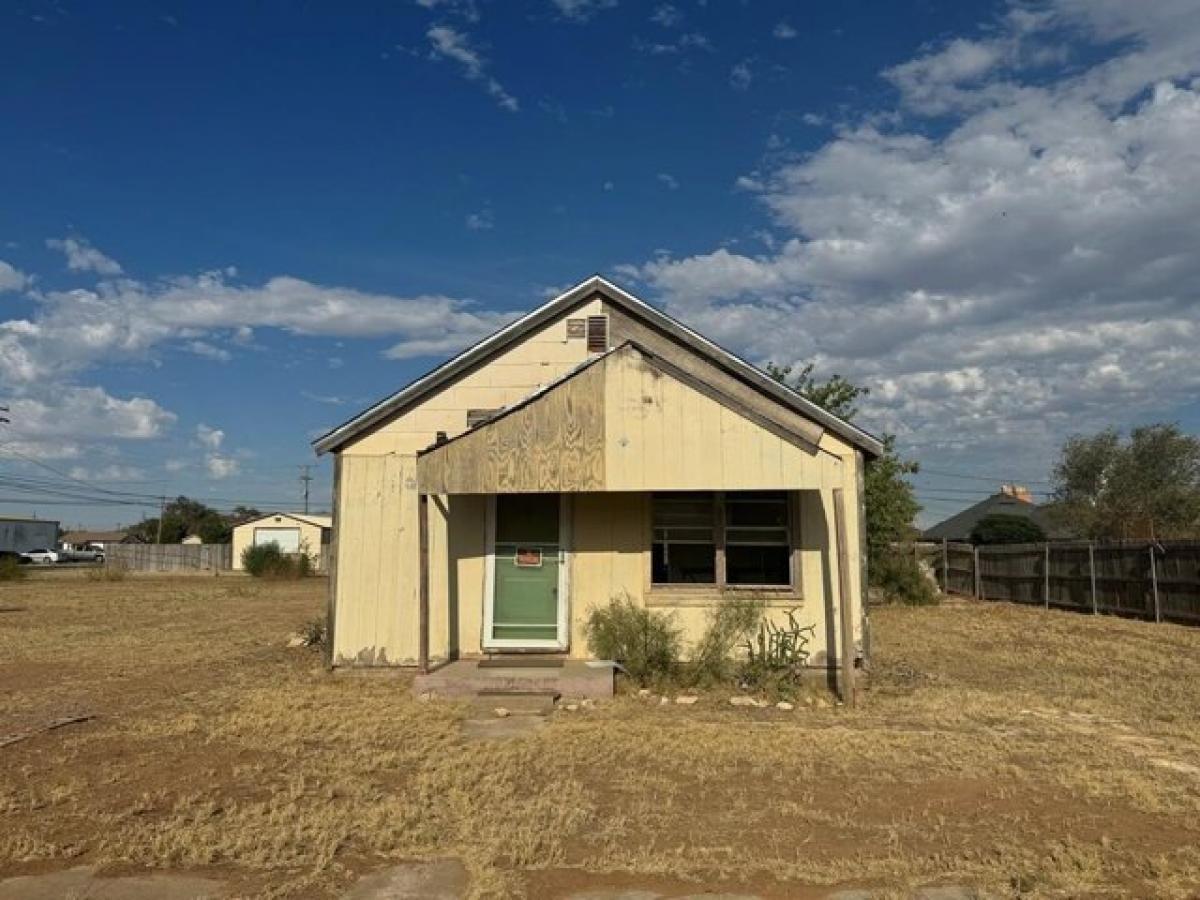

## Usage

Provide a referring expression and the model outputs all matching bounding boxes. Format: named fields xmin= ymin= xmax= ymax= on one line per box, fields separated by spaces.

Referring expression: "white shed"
xmin=231 ymin=512 xmax=332 ymax=572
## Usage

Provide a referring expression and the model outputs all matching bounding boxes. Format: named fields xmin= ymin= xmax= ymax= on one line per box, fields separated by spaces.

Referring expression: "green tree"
xmin=129 ymin=496 xmax=240 ymax=544
xmin=970 ymin=513 xmax=1047 ymax=545
xmin=767 ymin=364 xmax=921 ymax=571
xmin=1052 ymin=424 xmax=1200 ymax=539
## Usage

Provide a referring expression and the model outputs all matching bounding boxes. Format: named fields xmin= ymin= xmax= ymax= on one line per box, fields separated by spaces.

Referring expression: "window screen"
xmin=652 ymin=492 xmax=716 ymax=584
xmin=725 ymin=492 xmax=790 ymax=585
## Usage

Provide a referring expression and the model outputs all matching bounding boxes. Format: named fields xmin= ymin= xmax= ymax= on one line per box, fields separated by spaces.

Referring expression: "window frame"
xmin=649 ymin=490 xmax=799 ymax=595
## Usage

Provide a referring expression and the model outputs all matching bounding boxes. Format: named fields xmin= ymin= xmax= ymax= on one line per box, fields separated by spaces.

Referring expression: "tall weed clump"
xmin=585 ymin=593 xmax=682 ymax=686
xmin=873 ymin=550 xmax=939 ymax=606
xmin=689 ymin=594 xmax=765 ymax=685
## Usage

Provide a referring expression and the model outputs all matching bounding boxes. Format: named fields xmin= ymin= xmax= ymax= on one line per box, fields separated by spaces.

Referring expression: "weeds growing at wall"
xmin=689 ymin=594 xmax=765 ymax=685
xmin=585 ymin=593 xmax=682 ymax=685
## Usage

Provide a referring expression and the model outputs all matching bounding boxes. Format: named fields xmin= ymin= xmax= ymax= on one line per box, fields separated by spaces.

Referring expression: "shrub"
xmin=873 ymin=550 xmax=939 ymax=606
xmin=970 ymin=513 xmax=1047 ymax=545
xmin=0 ymin=556 xmax=26 ymax=581
xmin=585 ymin=594 xmax=682 ymax=686
xmin=241 ymin=543 xmax=313 ymax=579
xmin=689 ymin=594 xmax=765 ymax=685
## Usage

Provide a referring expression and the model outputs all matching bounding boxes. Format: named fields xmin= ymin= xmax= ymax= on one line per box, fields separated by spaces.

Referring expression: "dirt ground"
xmin=3 ymin=571 xmax=1200 ymax=899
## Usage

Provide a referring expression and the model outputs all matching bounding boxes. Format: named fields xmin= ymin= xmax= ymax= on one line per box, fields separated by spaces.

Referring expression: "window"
xmin=651 ymin=491 xmax=793 ymax=588
xmin=652 ymin=493 xmax=716 ymax=584
xmin=725 ymin=492 xmax=791 ymax=586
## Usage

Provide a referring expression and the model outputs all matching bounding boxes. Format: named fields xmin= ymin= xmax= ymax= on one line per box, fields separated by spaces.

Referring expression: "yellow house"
xmin=313 ymin=276 xmax=881 ymax=693
xmin=231 ymin=512 xmax=332 ymax=572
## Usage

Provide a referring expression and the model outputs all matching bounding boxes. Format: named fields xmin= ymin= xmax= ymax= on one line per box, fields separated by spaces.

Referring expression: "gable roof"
xmin=236 ymin=512 xmax=332 ymax=530
xmin=923 ymin=493 xmax=1074 ymax=541
xmin=416 ymin=341 xmax=838 ymax=495
xmin=311 ymin=275 xmax=883 ymax=458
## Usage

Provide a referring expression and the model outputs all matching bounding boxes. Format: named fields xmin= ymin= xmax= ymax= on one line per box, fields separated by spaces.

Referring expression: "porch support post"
xmin=832 ymin=488 xmax=856 ymax=707
xmin=418 ymin=491 xmax=430 ymax=675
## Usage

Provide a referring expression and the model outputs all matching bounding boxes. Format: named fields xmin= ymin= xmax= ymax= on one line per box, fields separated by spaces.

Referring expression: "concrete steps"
xmin=414 ymin=659 xmax=614 ymax=701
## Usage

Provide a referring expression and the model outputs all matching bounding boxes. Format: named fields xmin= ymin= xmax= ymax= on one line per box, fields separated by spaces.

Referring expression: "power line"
xmin=916 ymin=466 xmax=1053 ymax=486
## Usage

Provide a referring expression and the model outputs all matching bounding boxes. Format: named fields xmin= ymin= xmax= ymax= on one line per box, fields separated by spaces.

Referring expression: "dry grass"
xmin=3 ymin=575 xmax=1200 ymax=898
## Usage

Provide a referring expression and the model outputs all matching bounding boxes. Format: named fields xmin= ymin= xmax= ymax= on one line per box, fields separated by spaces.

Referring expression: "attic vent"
xmin=586 ymin=315 xmax=608 ymax=353
xmin=466 ymin=408 xmax=498 ymax=428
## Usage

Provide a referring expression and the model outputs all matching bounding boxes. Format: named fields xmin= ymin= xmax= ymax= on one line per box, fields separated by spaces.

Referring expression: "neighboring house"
xmin=181 ymin=534 xmax=204 ymax=545
xmin=231 ymin=513 xmax=332 ymax=571
xmin=1 ymin=517 xmax=60 ymax=555
xmin=58 ymin=529 xmax=140 ymax=552
xmin=923 ymin=484 xmax=1074 ymax=541
xmin=313 ymin=275 xmax=882 ymax=675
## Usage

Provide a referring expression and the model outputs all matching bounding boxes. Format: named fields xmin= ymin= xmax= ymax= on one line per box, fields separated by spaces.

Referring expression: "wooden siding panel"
xmin=417 ymin=360 xmax=606 ymax=494
xmin=346 ymin=297 xmax=604 ymax=458
xmin=605 ymin=302 xmax=826 ymax=446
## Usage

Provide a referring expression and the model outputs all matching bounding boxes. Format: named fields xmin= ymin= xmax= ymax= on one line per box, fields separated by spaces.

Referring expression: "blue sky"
xmin=1 ymin=0 xmax=1199 ymax=529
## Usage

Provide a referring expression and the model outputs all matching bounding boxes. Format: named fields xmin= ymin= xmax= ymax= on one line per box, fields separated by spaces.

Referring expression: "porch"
xmin=410 ymin=342 xmax=865 ymax=701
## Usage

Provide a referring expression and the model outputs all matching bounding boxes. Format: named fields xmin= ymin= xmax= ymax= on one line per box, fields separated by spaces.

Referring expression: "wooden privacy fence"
xmin=915 ymin=540 xmax=1200 ymax=625
xmin=105 ymin=543 xmax=330 ymax=573
xmin=105 ymin=543 xmax=232 ymax=572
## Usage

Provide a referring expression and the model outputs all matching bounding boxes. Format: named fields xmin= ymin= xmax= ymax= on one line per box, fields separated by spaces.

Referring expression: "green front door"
xmin=491 ymin=494 xmax=561 ymax=646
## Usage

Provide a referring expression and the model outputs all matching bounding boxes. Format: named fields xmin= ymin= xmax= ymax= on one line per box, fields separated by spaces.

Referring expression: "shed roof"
xmin=312 ymin=275 xmax=883 ymax=458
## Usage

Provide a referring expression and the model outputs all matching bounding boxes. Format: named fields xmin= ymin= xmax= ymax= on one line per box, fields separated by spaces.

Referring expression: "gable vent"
xmin=586 ymin=315 xmax=608 ymax=353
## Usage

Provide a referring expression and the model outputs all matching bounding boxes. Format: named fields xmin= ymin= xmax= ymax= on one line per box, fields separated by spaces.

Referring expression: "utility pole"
xmin=299 ymin=465 xmax=313 ymax=514
xmin=155 ymin=495 xmax=166 ymax=544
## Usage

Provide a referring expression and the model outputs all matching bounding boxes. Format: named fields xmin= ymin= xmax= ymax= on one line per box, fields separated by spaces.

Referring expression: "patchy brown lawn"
xmin=2 ymin=572 xmax=1200 ymax=898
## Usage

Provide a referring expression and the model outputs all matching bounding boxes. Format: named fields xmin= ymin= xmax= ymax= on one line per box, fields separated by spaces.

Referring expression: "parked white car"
xmin=21 ymin=548 xmax=59 ymax=565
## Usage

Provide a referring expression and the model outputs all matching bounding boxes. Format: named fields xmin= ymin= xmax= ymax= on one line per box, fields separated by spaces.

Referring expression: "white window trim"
xmin=482 ymin=495 xmax=570 ymax=651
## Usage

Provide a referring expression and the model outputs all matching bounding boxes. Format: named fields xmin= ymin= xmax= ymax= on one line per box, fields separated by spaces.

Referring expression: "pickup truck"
xmin=63 ymin=545 xmax=106 ymax=563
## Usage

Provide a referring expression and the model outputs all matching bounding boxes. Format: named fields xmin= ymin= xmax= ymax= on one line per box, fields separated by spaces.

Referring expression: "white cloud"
xmin=465 ymin=209 xmax=494 ymax=230
xmin=550 ymin=0 xmax=617 ymax=22
xmin=69 ymin=463 xmax=145 ymax=481
xmin=0 ymin=261 xmax=28 ymax=293
xmin=185 ymin=340 xmax=232 ymax=362
xmin=205 ymin=454 xmax=239 ymax=479
xmin=164 ymin=458 xmax=188 ymax=473
xmin=195 ymin=424 xmax=224 ymax=450
xmin=3 ymin=389 xmax=175 ymax=454
xmin=626 ymin=0 xmax=1200 ymax=478
xmin=773 ymin=21 xmax=797 ymax=40
xmin=427 ymin=25 xmax=519 ymax=112
xmin=650 ymin=4 xmax=681 ymax=27
xmin=730 ymin=60 xmax=752 ymax=90
xmin=0 ymin=268 xmax=517 ymax=383
xmin=46 ymin=237 xmax=123 ymax=276
xmin=657 ymin=172 xmax=680 ymax=190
